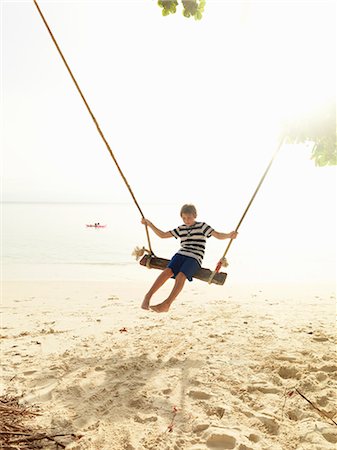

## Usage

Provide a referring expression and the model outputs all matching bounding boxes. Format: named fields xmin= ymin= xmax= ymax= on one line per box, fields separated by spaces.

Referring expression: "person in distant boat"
xmin=141 ymin=204 xmax=237 ymax=313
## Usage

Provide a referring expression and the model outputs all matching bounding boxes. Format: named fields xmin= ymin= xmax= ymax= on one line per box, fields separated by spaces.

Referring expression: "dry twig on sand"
xmin=0 ymin=395 xmax=79 ymax=449
xmin=282 ymin=388 xmax=337 ymax=427
xmin=295 ymin=388 xmax=337 ymax=426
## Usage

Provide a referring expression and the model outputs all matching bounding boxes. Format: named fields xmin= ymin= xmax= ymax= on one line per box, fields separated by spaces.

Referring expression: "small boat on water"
xmin=86 ymin=224 xmax=107 ymax=228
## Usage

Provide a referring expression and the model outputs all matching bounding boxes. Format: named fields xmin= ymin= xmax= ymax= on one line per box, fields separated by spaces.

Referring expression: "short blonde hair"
xmin=180 ymin=204 xmax=197 ymax=217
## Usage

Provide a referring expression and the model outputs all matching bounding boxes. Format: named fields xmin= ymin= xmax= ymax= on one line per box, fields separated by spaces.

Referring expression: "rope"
xmin=33 ymin=0 xmax=154 ymax=255
xmin=208 ymin=136 xmax=286 ymax=283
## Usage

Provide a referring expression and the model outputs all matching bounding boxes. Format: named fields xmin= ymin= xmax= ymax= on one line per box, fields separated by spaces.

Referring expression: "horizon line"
xmin=0 ymin=200 xmax=177 ymax=205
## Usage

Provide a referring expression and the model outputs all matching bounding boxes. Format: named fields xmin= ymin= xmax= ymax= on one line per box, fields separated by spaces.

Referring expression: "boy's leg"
xmin=150 ymin=272 xmax=186 ymax=313
xmin=141 ymin=268 xmax=173 ymax=310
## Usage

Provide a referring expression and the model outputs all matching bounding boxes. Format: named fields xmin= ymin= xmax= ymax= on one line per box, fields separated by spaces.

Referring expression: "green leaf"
xmin=283 ymin=101 xmax=336 ymax=166
xmin=311 ymin=140 xmax=337 ymax=166
xmin=157 ymin=0 xmax=206 ymax=20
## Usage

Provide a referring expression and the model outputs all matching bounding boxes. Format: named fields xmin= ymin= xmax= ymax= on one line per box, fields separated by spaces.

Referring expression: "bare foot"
xmin=141 ymin=294 xmax=151 ymax=310
xmin=150 ymin=300 xmax=171 ymax=313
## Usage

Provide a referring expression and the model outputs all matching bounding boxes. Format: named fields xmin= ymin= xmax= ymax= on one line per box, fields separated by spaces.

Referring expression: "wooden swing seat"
xmin=139 ymin=255 xmax=227 ymax=286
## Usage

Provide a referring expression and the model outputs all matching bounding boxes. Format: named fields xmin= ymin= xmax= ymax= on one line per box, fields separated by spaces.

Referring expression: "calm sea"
xmin=2 ymin=202 xmax=336 ymax=287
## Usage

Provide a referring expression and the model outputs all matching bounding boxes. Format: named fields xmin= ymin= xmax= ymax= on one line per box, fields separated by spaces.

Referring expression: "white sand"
xmin=1 ymin=279 xmax=336 ymax=450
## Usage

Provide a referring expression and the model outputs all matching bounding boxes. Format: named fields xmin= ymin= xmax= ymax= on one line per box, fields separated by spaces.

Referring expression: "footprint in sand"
xmin=315 ymin=371 xmax=328 ymax=381
xmin=193 ymin=422 xmax=210 ymax=432
xmin=188 ymin=390 xmax=212 ymax=400
xmin=287 ymin=408 xmax=306 ymax=421
xmin=274 ymin=355 xmax=298 ymax=363
xmin=23 ymin=370 xmax=37 ymax=376
xmin=321 ymin=427 xmax=337 ymax=444
xmin=205 ymin=428 xmax=256 ymax=450
xmin=206 ymin=431 xmax=237 ymax=449
xmin=247 ymin=433 xmax=260 ymax=443
xmin=162 ymin=388 xmax=172 ymax=395
xmin=134 ymin=412 xmax=157 ymax=424
xmin=320 ymin=364 xmax=337 ymax=373
xmin=313 ymin=335 xmax=330 ymax=342
xmin=247 ymin=383 xmax=281 ymax=394
xmin=316 ymin=395 xmax=329 ymax=407
xmin=256 ymin=414 xmax=279 ymax=435
xmin=278 ymin=366 xmax=300 ymax=379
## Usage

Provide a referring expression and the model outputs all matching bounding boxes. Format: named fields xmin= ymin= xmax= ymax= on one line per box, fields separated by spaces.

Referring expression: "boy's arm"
xmin=211 ymin=230 xmax=238 ymax=240
xmin=141 ymin=218 xmax=173 ymax=239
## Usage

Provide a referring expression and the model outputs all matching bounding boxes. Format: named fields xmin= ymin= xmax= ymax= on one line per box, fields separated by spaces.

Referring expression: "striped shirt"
xmin=169 ymin=222 xmax=214 ymax=266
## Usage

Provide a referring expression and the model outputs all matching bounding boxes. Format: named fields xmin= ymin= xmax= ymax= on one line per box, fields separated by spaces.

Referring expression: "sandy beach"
xmin=1 ymin=279 xmax=336 ymax=449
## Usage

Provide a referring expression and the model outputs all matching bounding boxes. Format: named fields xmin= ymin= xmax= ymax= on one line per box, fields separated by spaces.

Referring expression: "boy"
xmin=141 ymin=204 xmax=238 ymax=313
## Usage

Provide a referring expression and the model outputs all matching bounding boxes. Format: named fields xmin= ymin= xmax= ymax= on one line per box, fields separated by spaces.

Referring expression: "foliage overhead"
xmin=282 ymin=101 xmax=336 ymax=167
xmin=157 ymin=0 xmax=206 ymax=20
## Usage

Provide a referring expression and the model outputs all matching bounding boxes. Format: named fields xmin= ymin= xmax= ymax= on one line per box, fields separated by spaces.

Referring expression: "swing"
xmin=33 ymin=0 xmax=284 ymax=286
xmin=139 ymin=254 xmax=227 ymax=285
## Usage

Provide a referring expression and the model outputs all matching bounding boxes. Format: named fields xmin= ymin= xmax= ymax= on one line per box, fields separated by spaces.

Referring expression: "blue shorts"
xmin=167 ymin=253 xmax=201 ymax=282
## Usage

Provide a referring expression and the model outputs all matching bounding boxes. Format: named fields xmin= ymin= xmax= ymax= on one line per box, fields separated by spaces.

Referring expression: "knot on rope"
xmin=132 ymin=246 xmax=150 ymax=261
xmin=215 ymin=256 xmax=228 ymax=273
xmin=220 ymin=256 xmax=229 ymax=268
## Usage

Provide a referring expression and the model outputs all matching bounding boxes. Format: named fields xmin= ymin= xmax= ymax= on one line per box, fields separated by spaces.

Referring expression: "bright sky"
xmin=2 ymin=0 xmax=335 ymax=204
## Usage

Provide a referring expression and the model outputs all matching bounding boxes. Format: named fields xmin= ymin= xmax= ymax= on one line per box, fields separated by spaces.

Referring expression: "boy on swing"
xmin=141 ymin=204 xmax=238 ymax=313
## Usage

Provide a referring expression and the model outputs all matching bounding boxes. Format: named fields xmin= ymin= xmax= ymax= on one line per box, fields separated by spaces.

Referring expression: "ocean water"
xmin=1 ymin=202 xmax=174 ymax=282
xmin=2 ymin=201 xmax=336 ymax=288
